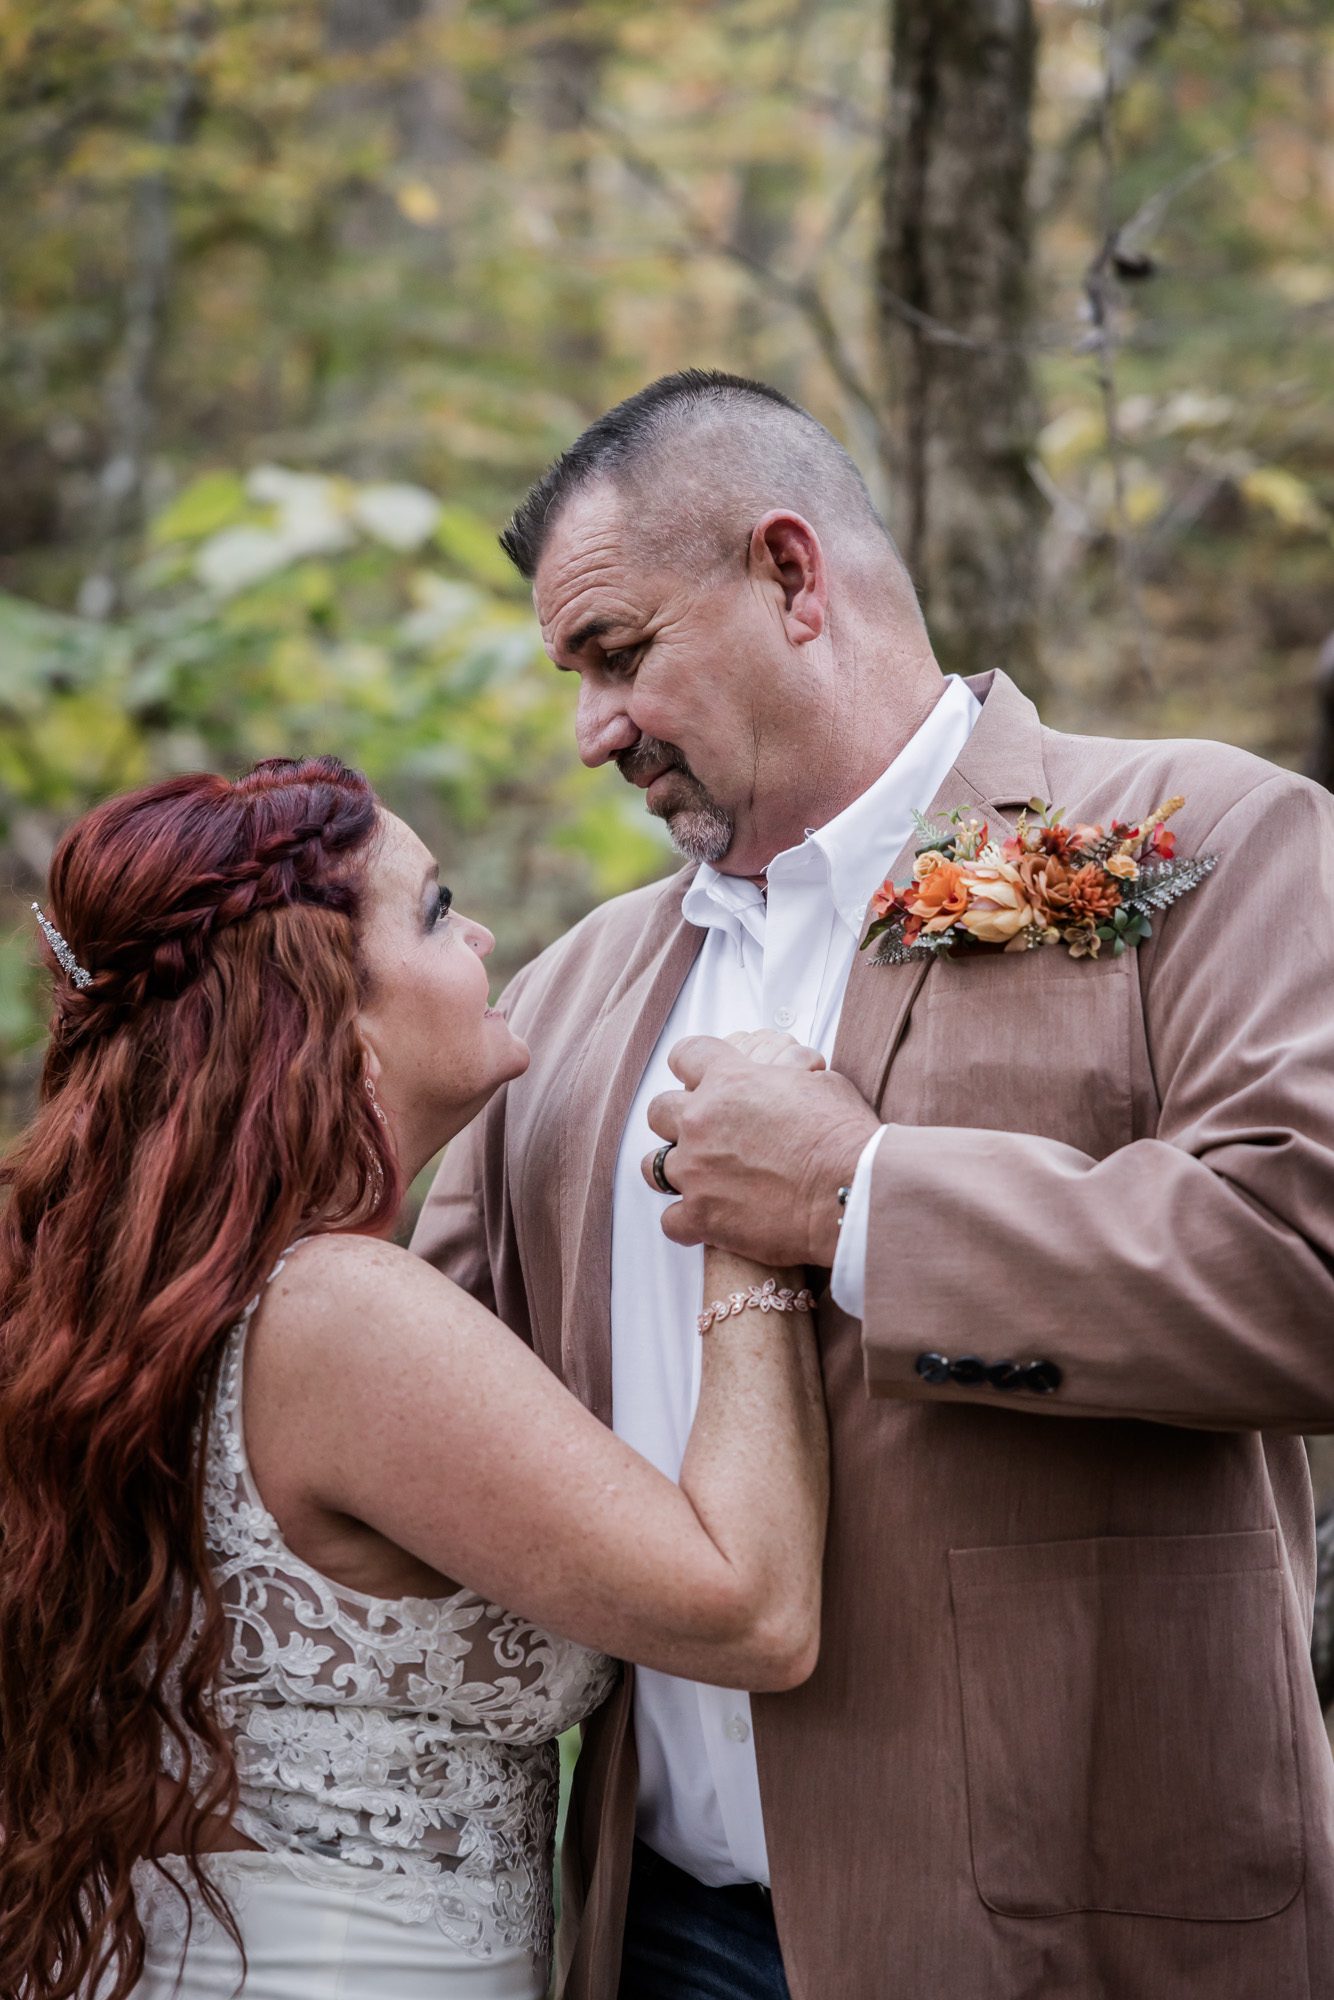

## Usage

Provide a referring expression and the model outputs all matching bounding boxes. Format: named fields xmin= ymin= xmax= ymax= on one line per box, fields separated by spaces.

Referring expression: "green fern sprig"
xmin=911 ymin=808 xmax=954 ymax=853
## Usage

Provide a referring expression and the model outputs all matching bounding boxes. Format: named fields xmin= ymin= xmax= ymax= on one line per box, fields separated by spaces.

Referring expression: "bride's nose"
xmin=462 ymin=916 xmax=495 ymax=958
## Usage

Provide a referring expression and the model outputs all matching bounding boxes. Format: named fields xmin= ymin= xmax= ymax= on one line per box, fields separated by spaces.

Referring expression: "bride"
xmin=0 ymin=755 xmax=827 ymax=2000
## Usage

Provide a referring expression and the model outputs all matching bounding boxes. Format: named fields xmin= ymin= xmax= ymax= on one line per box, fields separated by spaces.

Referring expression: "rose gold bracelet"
xmin=697 ymin=1277 xmax=817 ymax=1336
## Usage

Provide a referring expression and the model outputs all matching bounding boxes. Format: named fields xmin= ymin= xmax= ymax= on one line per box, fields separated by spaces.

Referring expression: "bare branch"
xmin=583 ymin=106 xmax=889 ymax=455
xmin=79 ymin=11 xmax=210 ymax=621
xmin=1117 ymin=141 xmax=1249 ymax=255
xmin=1034 ymin=0 xmax=1182 ymax=219
xmin=1084 ymin=0 xmax=1155 ymax=692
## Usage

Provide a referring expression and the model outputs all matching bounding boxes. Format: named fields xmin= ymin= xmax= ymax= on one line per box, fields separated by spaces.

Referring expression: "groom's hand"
xmin=641 ymin=1034 xmax=880 ymax=1266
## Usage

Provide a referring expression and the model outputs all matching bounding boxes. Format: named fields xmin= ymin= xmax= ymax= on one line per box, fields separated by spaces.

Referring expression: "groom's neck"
xmin=713 ymin=676 xmax=951 ymax=882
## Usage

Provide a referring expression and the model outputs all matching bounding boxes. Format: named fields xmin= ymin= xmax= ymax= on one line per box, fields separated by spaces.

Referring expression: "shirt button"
xmin=725 ymin=1713 xmax=751 ymax=1744
xmin=772 ymin=1006 xmax=795 ymax=1029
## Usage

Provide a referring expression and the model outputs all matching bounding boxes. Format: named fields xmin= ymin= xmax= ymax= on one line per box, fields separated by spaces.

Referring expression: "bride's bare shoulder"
xmin=260 ymin=1232 xmax=486 ymax=1352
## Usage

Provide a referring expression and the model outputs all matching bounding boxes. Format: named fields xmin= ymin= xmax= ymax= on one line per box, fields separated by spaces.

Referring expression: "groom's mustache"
xmin=614 ymin=737 xmax=702 ymax=795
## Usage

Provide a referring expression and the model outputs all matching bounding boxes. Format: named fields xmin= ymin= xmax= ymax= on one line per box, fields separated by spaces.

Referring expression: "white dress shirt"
xmin=609 ymin=673 xmax=981 ymax=1887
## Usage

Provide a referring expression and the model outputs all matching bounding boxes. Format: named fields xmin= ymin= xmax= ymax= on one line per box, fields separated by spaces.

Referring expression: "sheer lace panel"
xmin=165 ymin=1242 xmax=617 ymax=1965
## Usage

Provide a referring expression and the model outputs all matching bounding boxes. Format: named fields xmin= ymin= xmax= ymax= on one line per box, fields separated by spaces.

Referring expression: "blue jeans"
xmin=616 ymin=1841 xmax=791 ymax=2000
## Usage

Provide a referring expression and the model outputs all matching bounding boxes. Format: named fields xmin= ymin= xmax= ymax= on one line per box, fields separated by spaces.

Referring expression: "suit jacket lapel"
xmin=832 ymin=669 xmax=1051 ymax=1110
xmin=558 ymin=867 xmax=704 ymax=1424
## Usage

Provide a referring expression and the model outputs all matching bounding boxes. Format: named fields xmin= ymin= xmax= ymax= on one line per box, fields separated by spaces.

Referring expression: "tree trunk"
xmin=876 ymin=0 xmax=1043 ymax=692
xmin=78 ymin=10 xmax=207 ymax=620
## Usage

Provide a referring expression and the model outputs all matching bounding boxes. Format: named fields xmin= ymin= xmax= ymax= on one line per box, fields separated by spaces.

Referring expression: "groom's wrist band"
xmin=698 ymin=1277 xmax=816 ymax=1336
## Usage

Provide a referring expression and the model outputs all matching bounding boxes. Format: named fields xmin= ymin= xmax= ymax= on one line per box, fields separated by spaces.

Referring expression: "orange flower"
xmin=1015 ymin=852 xmax=1076 ymax=923
xmin=869 ymin=877 xmax=899 ymax=921
xmin=1064 ymin=864 xmax=1121 ymax=923
xmin=903 ymin=858 xmax=970 ymax=934
xmin=1038 ymin=824 xmax=1079 ymax=861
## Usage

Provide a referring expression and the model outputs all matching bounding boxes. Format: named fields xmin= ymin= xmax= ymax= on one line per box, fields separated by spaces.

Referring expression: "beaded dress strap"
xmin=237 ymin=1235 xmax=318 ymax=1325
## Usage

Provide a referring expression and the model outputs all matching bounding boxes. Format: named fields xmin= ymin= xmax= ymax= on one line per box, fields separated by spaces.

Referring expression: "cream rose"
xmin=956 ymin=861 xmax=1038 ymax=945
xmin=912 ymin=848 xmax=950 ymax=881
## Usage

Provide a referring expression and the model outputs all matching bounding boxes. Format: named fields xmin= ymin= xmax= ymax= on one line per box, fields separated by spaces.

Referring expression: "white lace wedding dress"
xmin=130 ymin=1243 xmax=617 ymax=2000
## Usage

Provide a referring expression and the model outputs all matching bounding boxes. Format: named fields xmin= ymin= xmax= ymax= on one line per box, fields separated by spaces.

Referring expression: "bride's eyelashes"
xmin=427 ymin=885 xmax=453 ymax=931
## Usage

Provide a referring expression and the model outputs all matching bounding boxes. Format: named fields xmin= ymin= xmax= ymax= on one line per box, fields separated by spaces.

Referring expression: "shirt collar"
xmin=682 ymin=673 xmax=981 ymax=943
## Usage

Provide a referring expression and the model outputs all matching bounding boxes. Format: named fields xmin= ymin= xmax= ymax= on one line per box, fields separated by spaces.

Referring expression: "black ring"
xmin=651 ymin=1142 xmax=680 ymax=1195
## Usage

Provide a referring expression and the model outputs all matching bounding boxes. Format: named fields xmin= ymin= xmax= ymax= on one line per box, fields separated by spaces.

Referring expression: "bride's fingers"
xmin=772 ymin=1044 xmax=826 ymax=1070
xmin=724 ymin=1029 xmax=769 ymax=1059
xmin=723 ymin=1028 xmax=825 ymax=1070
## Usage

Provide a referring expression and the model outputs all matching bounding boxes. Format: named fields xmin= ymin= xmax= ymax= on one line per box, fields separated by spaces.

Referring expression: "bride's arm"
xmin=248 ymin=1148 xmax=827 ymax=1690
xmin=679 ymin=1239 xmax=826 ymax=1683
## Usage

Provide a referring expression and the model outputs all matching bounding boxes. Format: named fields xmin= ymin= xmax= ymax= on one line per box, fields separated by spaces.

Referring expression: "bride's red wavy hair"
xmin=0 ymin=755 xmax=401 ymax=2000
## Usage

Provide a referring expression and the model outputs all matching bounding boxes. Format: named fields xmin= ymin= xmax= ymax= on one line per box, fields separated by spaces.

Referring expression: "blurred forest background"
xmin=2 ymin=0 xmax=1334 ymax=1773
xmin=1 ymin=0 xmax=1332 ymax=1142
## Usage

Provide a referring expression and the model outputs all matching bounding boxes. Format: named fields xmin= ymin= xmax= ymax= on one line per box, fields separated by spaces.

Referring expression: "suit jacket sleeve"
xmin=862 ymin=770 xmax=1334 ymax=1433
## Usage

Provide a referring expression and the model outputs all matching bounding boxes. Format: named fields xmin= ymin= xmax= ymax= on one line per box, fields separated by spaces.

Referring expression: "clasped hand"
xmin=640 ymin=1030 xmax=881 ymax=1268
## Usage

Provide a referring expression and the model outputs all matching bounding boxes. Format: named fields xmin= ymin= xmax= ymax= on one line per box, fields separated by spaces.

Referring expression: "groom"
xmin=413 ymin=370 xmax=1334 ymax=2000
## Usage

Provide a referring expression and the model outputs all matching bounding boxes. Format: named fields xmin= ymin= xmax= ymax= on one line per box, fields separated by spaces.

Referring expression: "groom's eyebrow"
xmin=565 ymin=616 xmax=617 ymax=654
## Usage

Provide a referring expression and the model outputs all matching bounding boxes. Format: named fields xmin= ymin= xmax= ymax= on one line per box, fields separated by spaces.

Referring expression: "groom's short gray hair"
xmin=500 ymin=368 xmax=896 ymax=582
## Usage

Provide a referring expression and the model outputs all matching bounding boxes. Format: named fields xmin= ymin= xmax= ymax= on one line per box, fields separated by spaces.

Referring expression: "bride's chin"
xmin=432 ymin=1041 xmax=530 ymax=1149
xmin=500 ymin=1030 xmax=531 ymax=1077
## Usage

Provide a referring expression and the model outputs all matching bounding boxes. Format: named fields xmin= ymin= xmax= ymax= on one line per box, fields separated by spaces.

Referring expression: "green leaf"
xmin=0 ymin=933 xmax=44 ymax=1055
xmin=553 ymin=798 xmax=667 ymax=897
xmin=435 ymin=504 xmax=524 ymax=590
xmin=151 ymin=471 xmax=250 ymax=546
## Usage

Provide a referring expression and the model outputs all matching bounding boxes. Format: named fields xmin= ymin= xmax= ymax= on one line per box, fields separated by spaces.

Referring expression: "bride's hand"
xmin=723 ymin=1028 xmax=826 ymax=1071
xmin=702 ymin=1031 xmax=822 ymax=1287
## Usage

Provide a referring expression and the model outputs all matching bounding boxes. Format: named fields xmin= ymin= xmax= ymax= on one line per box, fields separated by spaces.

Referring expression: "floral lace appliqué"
xmin=163 ymin=1245 xmax=617 ymax=1969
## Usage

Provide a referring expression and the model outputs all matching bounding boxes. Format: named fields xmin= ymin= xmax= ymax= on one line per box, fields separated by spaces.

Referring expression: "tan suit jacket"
xmin=413 ymin=670 xmax=1334 ymax=2000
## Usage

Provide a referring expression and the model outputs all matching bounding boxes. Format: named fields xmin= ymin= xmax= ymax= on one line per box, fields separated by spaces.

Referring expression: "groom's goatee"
xmin=615 ymin=737 xmax=734 ymax=864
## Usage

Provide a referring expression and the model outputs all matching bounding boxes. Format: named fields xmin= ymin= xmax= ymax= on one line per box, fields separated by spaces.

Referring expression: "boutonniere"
xmin=861 ymin=795 xmax=1217 ymax=965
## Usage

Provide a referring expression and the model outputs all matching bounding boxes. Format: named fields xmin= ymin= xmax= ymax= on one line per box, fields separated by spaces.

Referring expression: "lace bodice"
xmin=165 ymin=1241 xmax=617 ymax=1967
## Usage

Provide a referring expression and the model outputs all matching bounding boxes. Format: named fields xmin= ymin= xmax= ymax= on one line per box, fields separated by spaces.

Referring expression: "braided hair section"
xmin=38 ymin=755 xmax=376 ymax=1052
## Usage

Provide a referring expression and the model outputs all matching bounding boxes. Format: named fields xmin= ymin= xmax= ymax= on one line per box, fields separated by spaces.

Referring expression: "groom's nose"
xmin=575 ymin=678 xmax=639 ymax=768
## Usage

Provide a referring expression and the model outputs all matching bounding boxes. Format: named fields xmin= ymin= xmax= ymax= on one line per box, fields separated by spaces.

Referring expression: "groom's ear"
xmin=748 ymin=510 xmax=827 ymax=646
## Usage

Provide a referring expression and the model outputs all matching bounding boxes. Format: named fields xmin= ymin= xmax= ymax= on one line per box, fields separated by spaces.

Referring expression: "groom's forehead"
xmin=536 ymin=486 xmax=627 ymax=591
xmin=535 ymin=491 xmax=660 ymax=643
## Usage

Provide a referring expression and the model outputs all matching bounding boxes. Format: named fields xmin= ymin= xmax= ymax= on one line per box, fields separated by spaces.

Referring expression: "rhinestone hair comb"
xmin=31 ymin=902 xmax=93 ymax=990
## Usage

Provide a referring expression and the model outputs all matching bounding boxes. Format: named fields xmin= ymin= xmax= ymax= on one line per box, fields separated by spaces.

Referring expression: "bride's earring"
xmin=365 ymin=1075 xmax=387 ymax=1125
